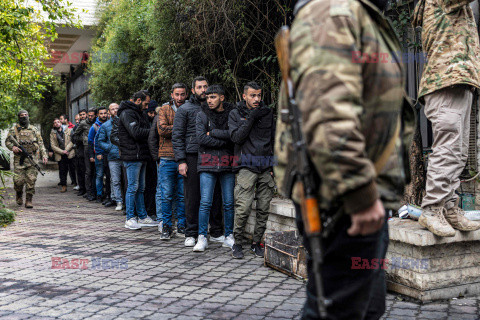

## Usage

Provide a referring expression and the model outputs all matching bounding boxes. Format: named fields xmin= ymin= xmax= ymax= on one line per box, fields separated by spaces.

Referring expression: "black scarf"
xmin=236 ymin=100 xmax=265 ymax=119
xmin=201 ymin=102 xmax=234 ymax=129
xmin=56 ymin=129 xmax=65 ymax=150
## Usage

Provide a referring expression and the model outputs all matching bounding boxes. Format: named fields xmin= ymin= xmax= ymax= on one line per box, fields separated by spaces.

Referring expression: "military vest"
xmin=14 ymin=125 xmax=39 ymax=155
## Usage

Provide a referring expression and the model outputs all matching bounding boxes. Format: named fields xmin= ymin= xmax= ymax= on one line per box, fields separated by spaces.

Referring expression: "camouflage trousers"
xmin=422 ymin=85 xmax=473 ymax=210
xmin=13 ymin=166 xmax=38 ymax=195
xmin=233 ymin=168 xmax=274 ymax=244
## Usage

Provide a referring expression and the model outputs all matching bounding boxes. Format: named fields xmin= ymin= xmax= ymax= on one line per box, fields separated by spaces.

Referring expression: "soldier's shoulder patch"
xmin=330 ymin=0 xmax=352 ymax=16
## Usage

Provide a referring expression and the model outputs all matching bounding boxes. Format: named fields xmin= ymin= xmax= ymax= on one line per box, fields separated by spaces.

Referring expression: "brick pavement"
xmin=0 ymin=173 xmax=479 ymax=320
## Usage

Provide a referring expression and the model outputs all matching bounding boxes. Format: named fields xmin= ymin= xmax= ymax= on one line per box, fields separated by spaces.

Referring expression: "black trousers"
xmin=184 ymin=153 xmax=223 ymax=238
xmin=145 ymin=158 xmax=157 ymax=217
xmin=58 ymin=155 xmax=69 ymax=186
xmin=103 ymin=157 xmax=111 ymax=199
xmin=68 ymin=155 xmax=76 ymax=184
xmin=295 ymin=203 xmax=388 ymax=320
xmin=75 ymin=153 xmax=86 ymax=192
xmin=84 ymin=148 xmax=96 ymax=197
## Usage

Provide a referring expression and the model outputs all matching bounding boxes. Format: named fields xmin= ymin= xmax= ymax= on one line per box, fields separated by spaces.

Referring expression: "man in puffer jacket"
xmin=118 ymin=91 xmax=158 ymax=230
xmin=193 ymin=85 xmax=236 ymax=252
xmin=172 ymin=76 xmax=224 ymax=247
xmin=96 ymin=103 xmax=123 ymax=210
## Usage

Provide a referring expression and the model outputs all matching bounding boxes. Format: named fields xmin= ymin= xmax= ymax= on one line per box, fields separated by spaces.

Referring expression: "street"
xmin=0 ymin=172 xmax=478 ymax=320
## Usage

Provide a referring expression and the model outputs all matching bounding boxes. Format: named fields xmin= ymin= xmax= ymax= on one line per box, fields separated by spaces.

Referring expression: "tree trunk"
xmin=404 ymin=124 xmax=426 ymax=206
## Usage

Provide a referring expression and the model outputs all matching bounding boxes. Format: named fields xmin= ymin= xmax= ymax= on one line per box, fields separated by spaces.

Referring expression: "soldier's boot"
xmin=445 ymin=206 xmax=480 ymax=231
xmin=25 ymin=194 xmax=33 ymax=209
xmin=61 ymin=186 xmax=67 ymax=193
xmin=16 ymin=191 xmax=23 ymax=206
xmin=418 ymin=206 xmax=455 ymax=237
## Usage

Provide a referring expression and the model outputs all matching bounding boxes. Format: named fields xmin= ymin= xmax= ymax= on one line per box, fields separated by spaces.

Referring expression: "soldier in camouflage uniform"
xmin=413 ymin=0 xmax=480 ymax=236
xmin=5 ymin=110 xmax=48 ymax=208
xmin=275 ymin=0 xmax=412 ymax=318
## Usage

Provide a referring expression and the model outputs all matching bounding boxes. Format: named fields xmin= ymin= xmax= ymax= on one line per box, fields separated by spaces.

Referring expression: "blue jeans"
xmin=123 ymin=161 xmax=148 ymax=220
xmin=95 ymin=158 xmax=104 ymax=197
xmin=109 ymin=160 xmax=123 ymax=203
xmin=156 ymin=159 xmax=185 ymax=228
xmin=198 ymin=172 xmax=234 ymax=237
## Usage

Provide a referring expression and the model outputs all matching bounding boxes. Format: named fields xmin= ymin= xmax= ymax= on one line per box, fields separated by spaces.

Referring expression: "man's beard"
xmin=195 ymin=93 xmax=206 ymax=102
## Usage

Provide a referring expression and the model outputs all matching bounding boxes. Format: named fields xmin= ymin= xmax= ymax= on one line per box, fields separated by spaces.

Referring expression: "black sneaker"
xmin=251 ymin=243 xmax=264 ymax=258
xmin=232 ymin=244 xmax=244 ymax=259
xmin=160 ymin=226 xmax=172 ymax=240
xmin=104 ymin=201 xmax=115 ymax=207
xmin=87 ymin=195 xmax=96 ymax=201
xmin=95 ymin=198 xmax=103 ymax=203
xmin=77 ymin=190 xmax=86 ymax=196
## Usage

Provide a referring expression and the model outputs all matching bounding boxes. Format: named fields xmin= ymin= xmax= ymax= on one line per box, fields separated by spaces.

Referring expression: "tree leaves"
xmin=0 ymin=0 xmax=78 ymax=129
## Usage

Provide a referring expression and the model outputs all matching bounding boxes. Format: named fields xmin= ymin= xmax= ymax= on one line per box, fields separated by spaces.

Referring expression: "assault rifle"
xmin=8 ymin=136 xmax=45 ymax=176
xmin=275 ymin=26 xmax=331 ymax=318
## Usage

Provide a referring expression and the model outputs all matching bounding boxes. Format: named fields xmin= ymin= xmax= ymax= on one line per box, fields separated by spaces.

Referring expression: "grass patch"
xmin=0 ymin=208 xmax=16 ymax=227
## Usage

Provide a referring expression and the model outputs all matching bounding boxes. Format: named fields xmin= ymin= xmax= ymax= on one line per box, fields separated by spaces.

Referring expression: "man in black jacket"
xmin=73 ymin=109 xmax=97 ymax=201
xmin=172 ymin=76 xmax=224 ymax=247
xmin=193 ymin=85 xmax=235 ymax=252
xmin=118 ymin=91 xmax=159 ymax=230
xmin=229 ymin=82 xmax=275 ymax=259
xmin=71 ymin=109 xmax=87 ymax=196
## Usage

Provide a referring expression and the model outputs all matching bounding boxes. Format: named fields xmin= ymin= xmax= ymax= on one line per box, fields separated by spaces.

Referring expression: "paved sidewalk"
xmin=0 ymin=171 xmax=479 ymax=319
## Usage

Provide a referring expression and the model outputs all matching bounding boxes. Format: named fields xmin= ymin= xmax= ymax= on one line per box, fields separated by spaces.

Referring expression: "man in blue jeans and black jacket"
xmin=118 ymin=91 xmax=158 ymax=230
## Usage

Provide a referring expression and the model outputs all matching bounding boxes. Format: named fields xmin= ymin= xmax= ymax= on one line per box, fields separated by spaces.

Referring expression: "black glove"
xmin=250 ymin=107 xmax=270 ymax=120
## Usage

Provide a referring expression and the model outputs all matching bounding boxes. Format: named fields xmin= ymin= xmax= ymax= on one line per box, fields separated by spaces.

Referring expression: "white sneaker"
xmin=193 ymin=235 xmax=208 ymax=252
xmin=138 ymin=216 xmax=159 ymax=227
xmin=185 ymin=237 xmax=196 ymax=247
xmin=210 ymin=235 xmax=225 ymax=243
xmin=73 ymin=185 xmax=80 ymax=191
xmin=125 ymin=218 xmax=141 ymax=230
xmin=158 ymin=221 xmax=163 ymax=233
xmin=115 ymin=202 xmax=123 ymax=211
xmin=222 ymin=234 xmax=234 ymax=248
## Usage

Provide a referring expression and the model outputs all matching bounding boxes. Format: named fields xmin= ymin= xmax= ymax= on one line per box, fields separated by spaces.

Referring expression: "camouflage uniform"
xmin=274 ymin=0 xmax=412 ymax=318
xmin=412 ymin=0 xmax=480 ymax=236
xmin=5 ymin=123 xmax=47 ymax=200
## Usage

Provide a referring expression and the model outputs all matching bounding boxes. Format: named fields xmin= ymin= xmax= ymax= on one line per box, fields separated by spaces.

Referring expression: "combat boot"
xmin=25 ymin=194 xmax=33 ymax=209
xmin=61 ymin=185 xmax=67 ymax=193
xmin=445 ymin=206 xmax=480 ymax=231
xmin=418 ymin=206 xmax=455 ymax=237
xmin=16 ymin=191 xmax=23 ymax=206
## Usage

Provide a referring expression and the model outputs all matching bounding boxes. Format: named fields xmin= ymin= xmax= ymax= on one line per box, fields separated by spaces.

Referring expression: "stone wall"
xmin=245 ymin=198 xmax=297 ymax=239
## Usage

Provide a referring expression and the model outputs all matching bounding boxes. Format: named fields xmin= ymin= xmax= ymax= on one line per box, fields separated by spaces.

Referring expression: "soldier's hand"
xmin=179 ymin=163 xmax=188 ymax=177
xmin=347 ymin=199 xmax=385 ymax=237
xmin=43 ymin=158 xmax=48 ymax=165
xmin=63 ymin=150 xmax=69 ymax=155
xmin=12 ymin=146 xmax=21 ymax=154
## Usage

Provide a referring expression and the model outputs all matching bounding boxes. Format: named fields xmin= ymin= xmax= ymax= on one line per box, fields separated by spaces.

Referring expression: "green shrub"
xmin=0 ymin=208 xmax=15 ymax=227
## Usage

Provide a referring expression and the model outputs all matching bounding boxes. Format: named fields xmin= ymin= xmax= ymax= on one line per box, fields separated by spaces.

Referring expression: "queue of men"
xmin=40 ymin=79 xmax=276 ymax=259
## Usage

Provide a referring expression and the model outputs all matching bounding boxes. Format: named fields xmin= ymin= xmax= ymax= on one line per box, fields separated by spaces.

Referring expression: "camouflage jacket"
xmin=5 ymin=124 xmax=47 ymax=169
xmin=274 ymin=0 xmax=413 ymax=213
xmin=413 ymin=0 xmax=480 ymax=100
